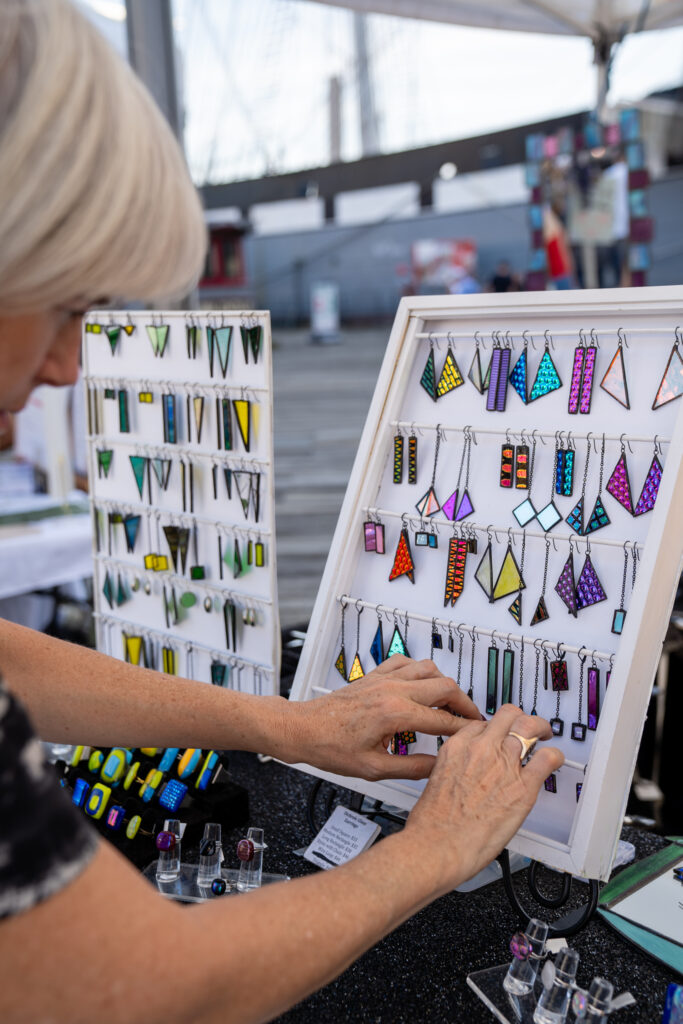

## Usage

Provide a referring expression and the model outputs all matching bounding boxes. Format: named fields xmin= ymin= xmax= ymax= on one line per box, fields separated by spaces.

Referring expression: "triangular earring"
xmin=606 ymin=449 xmax=634 ymax=515
xmin=389 ymin=528 xmax=415 ymax=583
xmin=441 ymin=489 xmax=458 ymax=520
xmin=554 ymin=551 xmax=578 ymax=617
xmin=215 ymin=326 xmax=232 ymax=377
xmin=653 ymin=330 xmax=683 ymax=409
xmin=566 ymin=496 xmax=584 ymax=535
xmin=129 ymin=455 xmax=148 ymax=499
xmin=163 ymin=526 xmax=180 ymax=572
xmin=387 ymin=623 xmax=409 ymax=657
xmin=420 ymin=346 xmax=438 ymax=401
xmin=531 ymin=596 xmax=549 ymax=625
xmin=576 ymin=552 xmax=607 ymax=610
xmin=492 ymin=544 xmax=525 ymax=601
xmin=416 ymin=424 xmax=442 ymax=517
xmin=334 ymin=600 xmax=348 ymax=679
xmin=529 ymin=339 xmax=562 ymax=402
xmin=468 ymin=345 xmax=487 ymax=393
xmin=348 ymin=605 xmax=365 ymax=681
xmin=436 ymin=346 xmax=464 ymax=397
xmin=123 ymin=515 xmax=141 ymax=554
xmin=633 ymin=449 xmax=663 ymax=516
xmin=584 ymin=432 xmax=610 ymax=534
xmin=509 ymin=348 xmax=528 ymax=403
xmin=233 ymin=399 xmax=251 ymax=451
xmin=97 ymin=449 xmax=113 ymax=478
xmin=105 ymin=325 xmax=121 ymax=354
xmin=474 ymin=541 xmax=494 ymax=600
xmin=600 ymin=335 xmax=630 ymax=409
xmin=370 ymin=620 xmax=384 ymax=665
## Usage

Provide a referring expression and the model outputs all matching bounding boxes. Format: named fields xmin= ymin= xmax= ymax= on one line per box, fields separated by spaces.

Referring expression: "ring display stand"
xmin=143 ymin=861 xmax=290 ymax=903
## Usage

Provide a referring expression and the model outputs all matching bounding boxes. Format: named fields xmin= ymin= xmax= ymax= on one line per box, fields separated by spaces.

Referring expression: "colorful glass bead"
xmin=509 ymin=932 xmax=532 ymax=960
xmin=237 ymin=838 xmax=255 ymax=862
xmin=211 ymin=878 xmax=227 ymax=895
xmin=156 ymin=830 xmax=177 ymax=851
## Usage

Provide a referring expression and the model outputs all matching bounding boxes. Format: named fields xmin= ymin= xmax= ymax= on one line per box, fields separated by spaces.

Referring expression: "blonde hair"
xmin=0 ymin=0 xmax=207 ymax=312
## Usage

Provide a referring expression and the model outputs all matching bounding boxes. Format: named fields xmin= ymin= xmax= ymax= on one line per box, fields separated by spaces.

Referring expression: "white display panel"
xmin=83 ymin=310 xmax=280 ymax=695
xmin=290 ymin=286 xmax=683 ymax=881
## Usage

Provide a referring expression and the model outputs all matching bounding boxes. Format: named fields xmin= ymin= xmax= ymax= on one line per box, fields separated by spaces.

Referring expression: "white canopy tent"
xmin=308 ymin=0 xmax=683 ymax=112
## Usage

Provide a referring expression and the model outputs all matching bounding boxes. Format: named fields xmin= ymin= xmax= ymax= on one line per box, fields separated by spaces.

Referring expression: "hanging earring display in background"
xmin=444 ymin=533 xmax=468 ymax=607
xmin=555 ymin=440 xmax=575 ymax=497
xmin=571 ymin=653 xmax=588 ymax=741
xmin=555 ymin=547 xmax=578 ymax=617
xmin=387 ymin=616 xmax=409 ymax=657
xmin=512 ymin=436 xmax=537 ymax=527
xmin=84 ymin=310 xmax=277 ymax=701
xmin=587 ymin=658 xmax=600 ymax=731
xmin=508 ymin=338 xmax=528 ymax=404
xmin=467 ymin=335 xmax=490 ymax=394
xmin=370 ymin=613 xmax=384 ymax=665
xmin=486 ymin=641 xmax=499 ymax=715
xmin=530 ymin=538 xmax=551 ymax=626
xmin=606 ymin=443 xmax=634 ymax=514
xmin=492 ymin=541 xmax=525 ymax=603
xmin=576 ymin=550 xmax=607 ymax=610
xmin=419 ymin=343 xmax=438 ymax=401
xmin=566 ymin=435 xmax=591 ymax=535
xmin=474 ymin=539 xmax=494 ymax=601
xmin=585 ymin=433 xmax=611 ymax=535
xmin=612 ymin=542 xmax=638 ymax=635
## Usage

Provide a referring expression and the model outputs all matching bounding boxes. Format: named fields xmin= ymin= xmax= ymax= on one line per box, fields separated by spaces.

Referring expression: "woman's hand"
xmin=401 ymin=704 xmax=564 ymax=893
xmin=280 ymin=654 xmax=482 ymax=781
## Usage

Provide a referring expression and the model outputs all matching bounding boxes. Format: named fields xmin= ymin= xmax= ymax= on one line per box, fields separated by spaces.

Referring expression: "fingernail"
xmin=480 ymin=713 xmax=487 ymax=721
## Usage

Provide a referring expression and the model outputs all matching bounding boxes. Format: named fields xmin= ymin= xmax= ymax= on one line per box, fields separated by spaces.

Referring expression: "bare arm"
xmin=1 ymin=706 xmax=563 ymax=1024
xmin=0 ymin=618 xmax=481 ymax=780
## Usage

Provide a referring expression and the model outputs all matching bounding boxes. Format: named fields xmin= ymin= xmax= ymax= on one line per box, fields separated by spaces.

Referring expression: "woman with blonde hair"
xmin=0 ymin=3 xmax=561 ymax=1021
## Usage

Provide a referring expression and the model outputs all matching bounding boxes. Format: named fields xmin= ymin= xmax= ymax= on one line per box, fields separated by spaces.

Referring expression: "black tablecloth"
xmin=216 ymin=750 xmax=678 ymax=1024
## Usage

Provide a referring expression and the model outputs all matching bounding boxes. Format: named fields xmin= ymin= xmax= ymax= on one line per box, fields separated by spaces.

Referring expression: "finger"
xmin=391 ymin=675 xmax=482 ymax=719
xmin=521 ymin=746 xmax=565 ymax=790
xmin=392 ymin=705 xmax=478 ymax=738
xmin=380 ymin=657 xmax=446 ymax=681
xmin=368 ymin=752 xmax=438 ymax=781
xmin=486 ymin=704 xmax=552 ymax=743
xmin=373 ymin=653 xmax=413 ymax=675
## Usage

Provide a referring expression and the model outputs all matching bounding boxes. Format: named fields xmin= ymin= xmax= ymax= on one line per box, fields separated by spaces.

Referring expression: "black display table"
xmin=197 ymin=750 xmax=677 ymax=1024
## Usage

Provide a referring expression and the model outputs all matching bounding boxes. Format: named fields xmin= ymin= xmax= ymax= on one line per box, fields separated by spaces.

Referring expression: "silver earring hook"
xmin=591 ymin=327 xmax=600 ymax=348
xmin=544 ymin=329 xmax=555 ymax=350
xmin=617 ymin=327 xmax=628 ymax=349
xmin=619 ymin=432 xmax=634 ymax=454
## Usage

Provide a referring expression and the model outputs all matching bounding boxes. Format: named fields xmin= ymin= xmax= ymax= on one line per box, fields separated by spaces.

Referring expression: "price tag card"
xmin=303 ymin=806 xmax=381 ymax=870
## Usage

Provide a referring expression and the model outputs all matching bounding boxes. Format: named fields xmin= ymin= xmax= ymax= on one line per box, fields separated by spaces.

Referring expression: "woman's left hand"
xmin=276 ymin=654 xmax=482 ymax=781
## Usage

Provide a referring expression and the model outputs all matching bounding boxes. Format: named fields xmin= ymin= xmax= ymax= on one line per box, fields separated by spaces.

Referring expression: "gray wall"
xmin=208 ymin=171 xmax=683 ymax=323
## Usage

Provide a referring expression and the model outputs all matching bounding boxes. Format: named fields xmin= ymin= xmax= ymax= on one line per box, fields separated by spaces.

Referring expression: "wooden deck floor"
xmin=271 ymin=327 xmax=389 ymax=629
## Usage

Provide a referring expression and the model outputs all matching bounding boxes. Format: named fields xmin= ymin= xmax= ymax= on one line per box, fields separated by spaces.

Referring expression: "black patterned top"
xmin=0 ymin=676 xmax=97 ymax=919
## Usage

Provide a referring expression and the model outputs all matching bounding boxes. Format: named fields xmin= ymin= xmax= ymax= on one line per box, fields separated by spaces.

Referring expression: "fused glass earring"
xmin=387 ymin=613 xmax=410 ymax=658
xmin=535 ymin=436 xmax=562 ymax=532
xmin=486 ymin=639 xmax=499 ymax=715
xmin=233 ymin=398 xmax=251 ymax=452
xmin=612 ymin=541 xmax=638 ymax=634
xmin=430 ymin=618 xmax=443 ymax=660
xmin=508 ymin=531 xmax=526 ymax=625
xmin=555 ymin=543 xmax=578 ymax=617
xmin=186 ymin=319 xmax=200 ymax=359
xmin=568 ymin=328 xmax=597 ymax=414
xmin=576 ymin=543 xmax=607 ymax=610
xmin=348 ymin=603 xmax=365 ymax=681
xmin=606 ymin=437 xmax=634 ymax=514
xmin=486 ymin=333 xmax=511 ymax=412
xmin=508 ymin=333 xmax=528 ymax=404
xmin=555 ymin=435 xmax=575 ymax=497
xmin=118 ymin=389 xmax=129 ymax=433
xmin=334 ymin=599 xmax=348 ymax=680
xmin=513 ymin=435 xmax=537 ymax=527
xmin=653 ymin=326 xmax=683 ymax=409
xmin=415 ymin=424 xmax=442 ymax=517
xmin=530 ymin=537 xmax=551 ymax=626
xmin=633 ymin=437 xmax=663 ymax=516
xmin=501 ymin=639 xmax=515 ymax=705
xmin=370 ymin=612 xmax=384 ymax=665
xmin=467 ymin=629 xmax=477 ymax=702
xmin=585 ymin=432 xmax=611 ymax=534
xmin=566 ymin=434 xmax=592 ymax=535
xmin=571 ymin=652 xmax=588 ymax=741
xmin=529 ymin=331 xmax=562 ymax=402
xmin=393 ymin=431 xmax=404 ymax=484
xmin=389 ymin=522 xmax=415 ymax=583
xmin=474 ymin=535 xmax=494 ymax=601
xmin=444 ymin=528 xmax=468 ymax=607
xmin=600 ymin=328 xmax=630 ymax=408
xmin=500 ymin=437 xmax=515 ymax=488
xmin=162 ymin=393 xmax=177 ymax=444
xmin=452 ymin=428 xmax=475 ymax=522
xmin=436 ymin=341 xmax=464 ymax=397
xmin=492 ymin=537 xmax=525 ymax=602
xmin=587 ymin=656 xmax=600 ymax=731
xmin=408 ymin=428 xmax=418 ymax=484
xmin=97 ymin=449 xmax=113 ymax=479
xmin=420 ymin=339 xmax=439 ymax=401
xmin=468 ymin=332 xmax=490 ymax=394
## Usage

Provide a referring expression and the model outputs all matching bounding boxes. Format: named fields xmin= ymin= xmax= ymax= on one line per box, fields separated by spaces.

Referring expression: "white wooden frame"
xmin=290 ymin=286 xmax=683 ymax=881
xmin=83 ymin=309 xmax=281 ymax=694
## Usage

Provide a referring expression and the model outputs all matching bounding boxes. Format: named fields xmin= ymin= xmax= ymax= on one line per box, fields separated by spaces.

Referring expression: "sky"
xmin=79 ymin=0 xmax=683 ymax=186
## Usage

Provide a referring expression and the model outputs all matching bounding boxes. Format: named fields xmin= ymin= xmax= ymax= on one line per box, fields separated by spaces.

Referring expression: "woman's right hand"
xmin=401 ymin=704 xmax=564 ymax=895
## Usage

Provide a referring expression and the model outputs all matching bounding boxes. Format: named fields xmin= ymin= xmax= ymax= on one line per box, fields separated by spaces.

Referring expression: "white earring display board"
xmin=290 ymin=286 xmax=683 ymax=882
xmin=83 ymin=310 xmax=280 ymax=696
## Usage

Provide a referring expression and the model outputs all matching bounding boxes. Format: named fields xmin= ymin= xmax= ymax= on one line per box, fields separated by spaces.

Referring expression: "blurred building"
xmin=200 ymin=93 xmax=683 ymax=322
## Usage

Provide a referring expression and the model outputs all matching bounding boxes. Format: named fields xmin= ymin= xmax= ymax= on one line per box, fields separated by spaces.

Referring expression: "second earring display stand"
xmin=290 ymin=286 xmax=683 ymax=892
xmin=83 ymin=310 xmax=280 ymax=696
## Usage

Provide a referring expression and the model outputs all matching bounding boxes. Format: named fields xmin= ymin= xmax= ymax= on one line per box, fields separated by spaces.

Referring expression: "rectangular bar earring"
xmin=486 ymin=643 xmax=499 ymax=716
